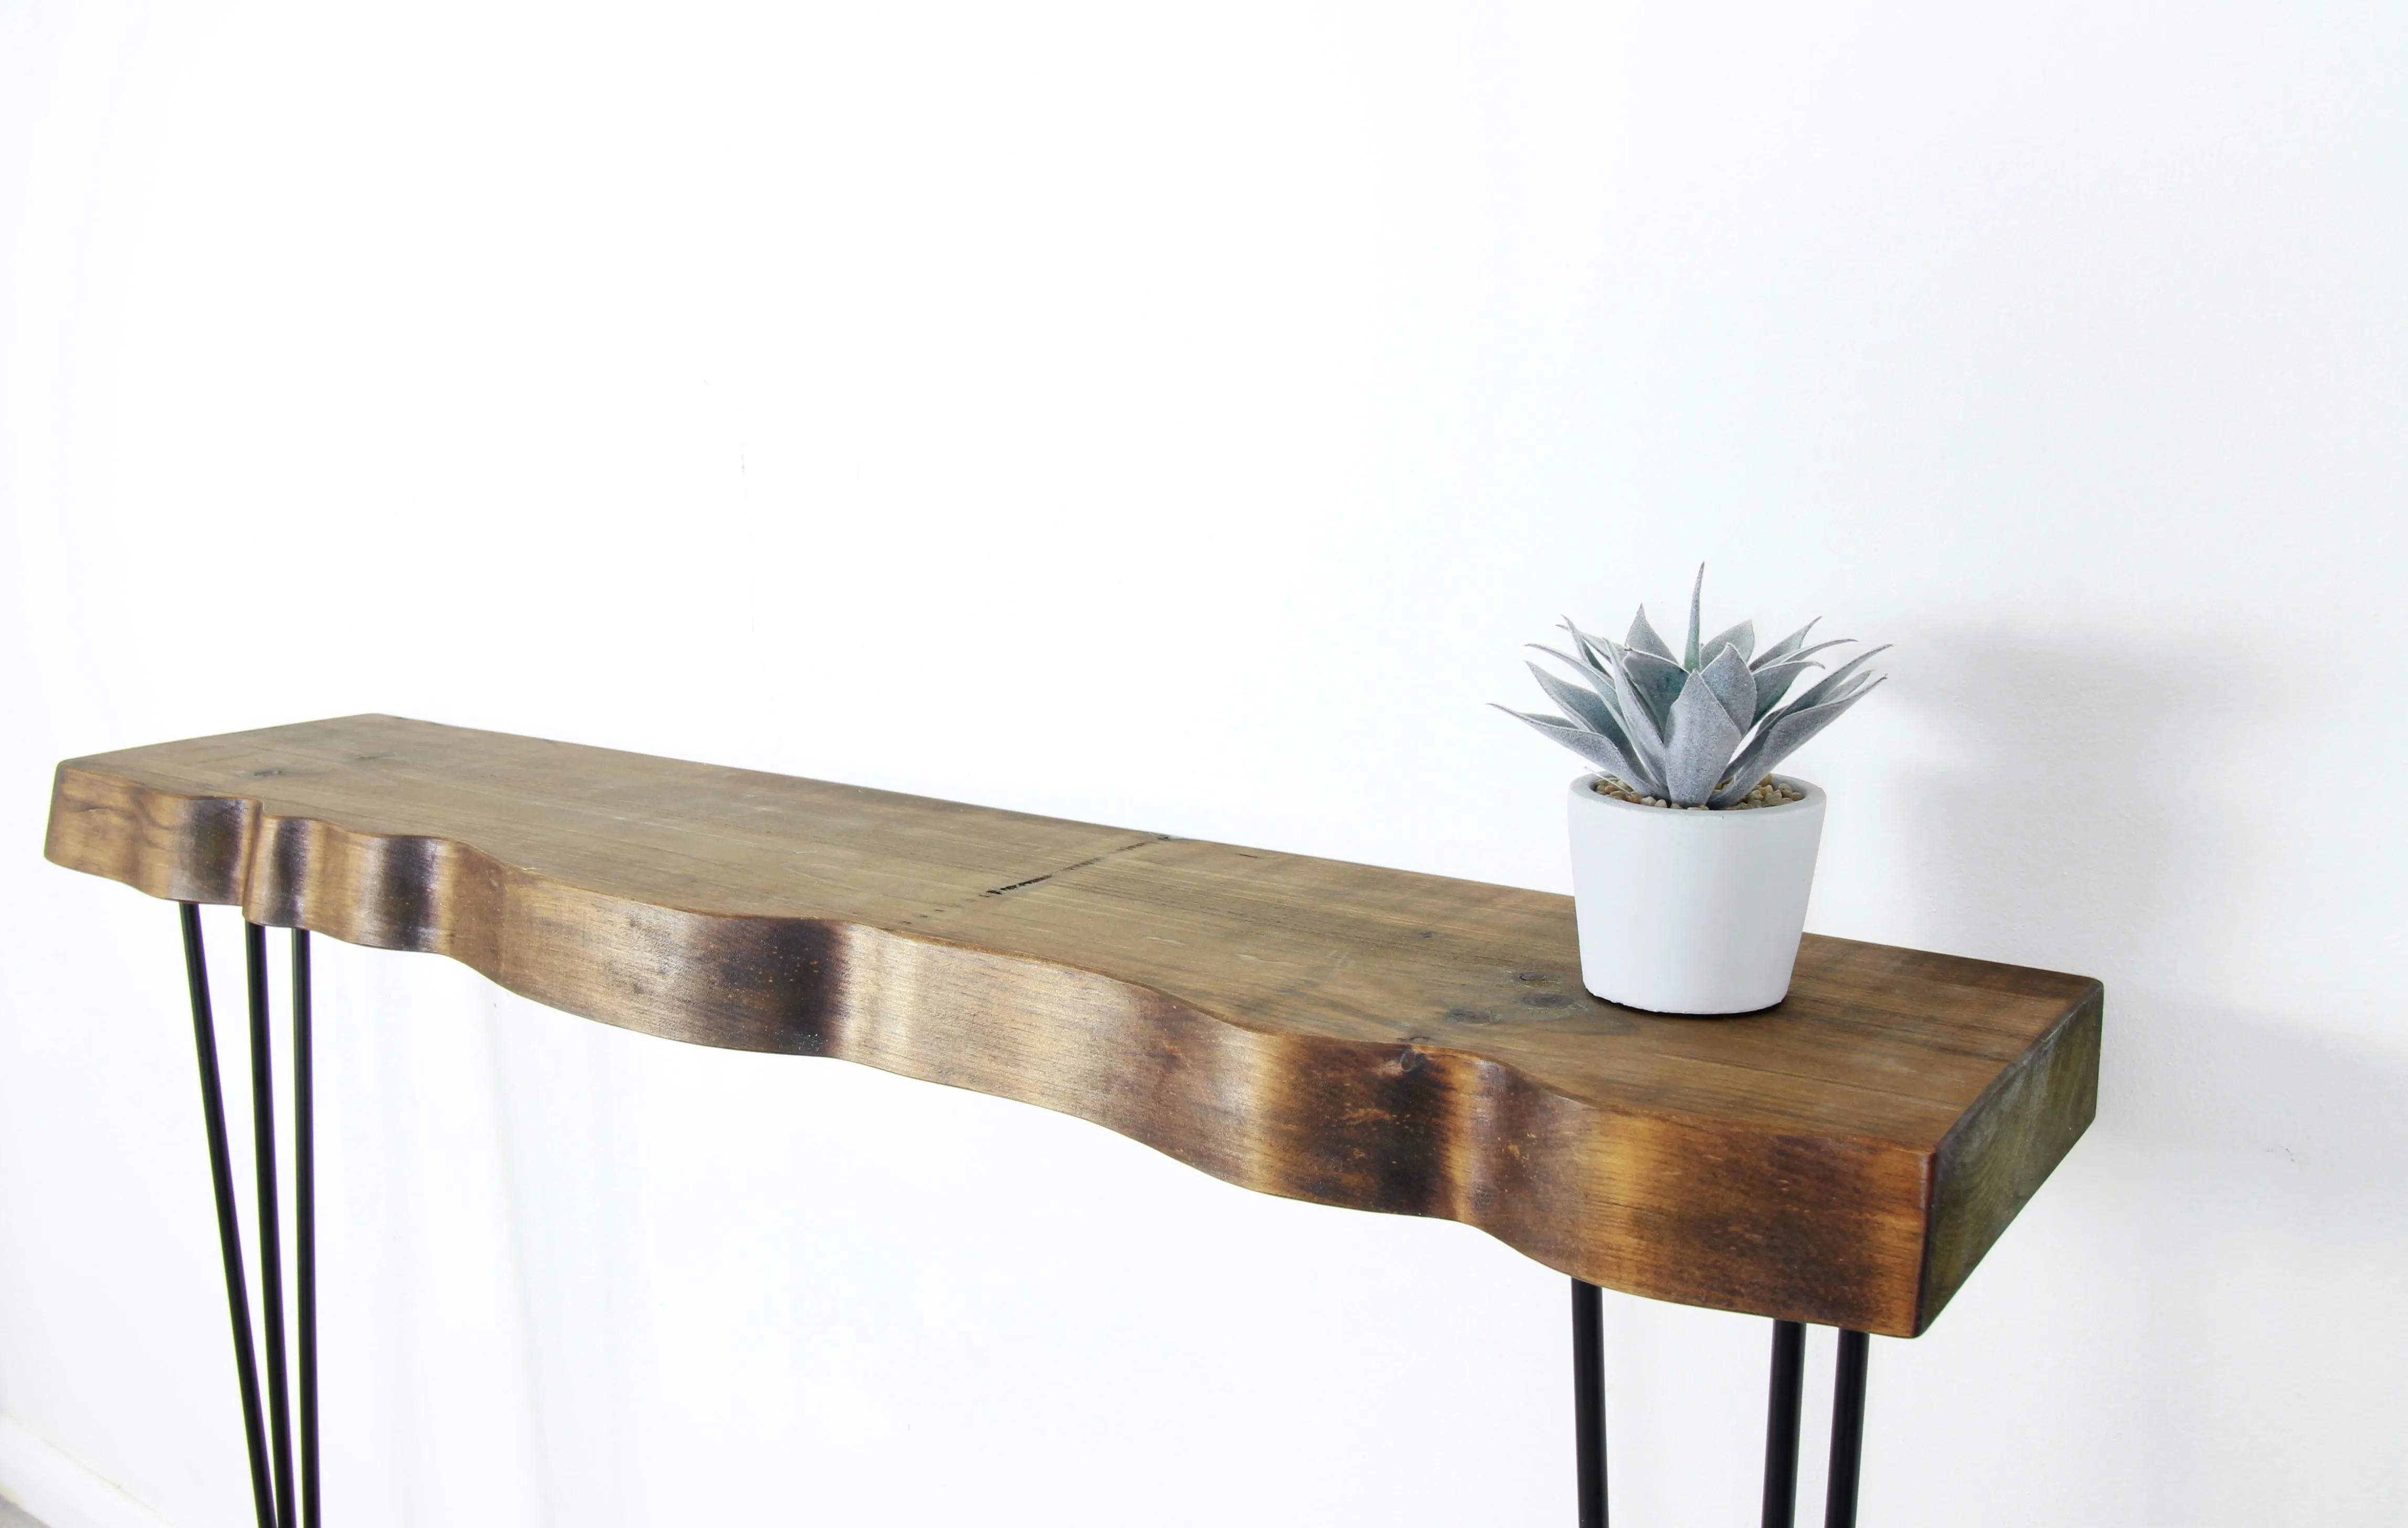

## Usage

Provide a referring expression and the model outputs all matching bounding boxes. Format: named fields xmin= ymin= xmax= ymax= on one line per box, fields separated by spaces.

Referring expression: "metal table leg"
xmin=1572 ymin=1278 xmax=1607 ymax=1527
xmin=1825 ymin=1330 xmax=1870 ymax=1528
xmin=244 ymin=924 xmax=295 ymax=1528
xmin=178 ymin=906 xmax=319 ymax=1528
xmin=294 ymin=930 xmax=320 ymax=1528
xmin=1762 ymin=1320 xmax=1806 ymax=1527
xmin=179 ymin=905 xmax=278 ymax=1528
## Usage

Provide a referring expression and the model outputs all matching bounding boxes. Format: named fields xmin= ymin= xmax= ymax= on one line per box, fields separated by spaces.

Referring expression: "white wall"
xmin=3 ymin=2 xmax=2402 ymax=1524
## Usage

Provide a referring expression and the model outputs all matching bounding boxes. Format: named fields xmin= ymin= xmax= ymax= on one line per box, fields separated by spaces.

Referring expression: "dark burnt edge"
xmin=51 ymin=766 xmax=1945 ymax=1334
xmin=46 ymin=761 xmax=260 ymax=906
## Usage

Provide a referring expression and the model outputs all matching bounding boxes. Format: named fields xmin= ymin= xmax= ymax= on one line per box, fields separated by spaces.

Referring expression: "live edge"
xmin=47 ymin=715 xmax=2101 ymax=1338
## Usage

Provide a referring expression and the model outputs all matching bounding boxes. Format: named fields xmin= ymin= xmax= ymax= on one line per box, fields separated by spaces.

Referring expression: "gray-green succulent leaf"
xmin=1707 ymin=677 xmax=1885 ymax=807
xmin=1781 ymin=644 xmax=1892 ymax=716
xmin=1528 ymin=644 xmax=1631 ymax=730
xmin=1697 ymin=643 xmax=1757 ymax=731
xmin=1501 ymin=570 xmax=1888 ymax=809
xmin=1701 ymin=619 xmax=1756 ymax=666
xmin=1620 ymin=649 xmax=1689 ymax=728
xmin=1561 ymin=619 xmax=1618 ymax=672
xmin=1525 ymin=660 xmax=1621 ymax=738
xmin=1626 ymin=606 xmax=1676 ymax=663
xmin=1776 ymin=638 xmax=1858 ymax=670
xmin=1493 ymin=705 xmax=1646 ymax=784
xmin=1608 ymin=655 xmax=1671 ymax=780
xmin=1664 ymin=672 xmax=1745 ymax=803
xmin=1745 ymin=658 xmax=1823 ymax=722
xmin=1682 ymin=565 xmax=1707 ymax=670
xmin=1755 ymin=618 xmax=1820 ymax=666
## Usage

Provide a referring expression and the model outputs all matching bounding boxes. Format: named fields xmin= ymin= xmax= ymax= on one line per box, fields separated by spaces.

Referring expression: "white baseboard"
xmin=0 ymin=1418 xmax=171 ymax=1528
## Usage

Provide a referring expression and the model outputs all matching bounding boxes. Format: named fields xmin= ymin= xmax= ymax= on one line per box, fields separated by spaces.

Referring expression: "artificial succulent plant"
xmin=1499 ymin=569 xmax=1888 ymax=808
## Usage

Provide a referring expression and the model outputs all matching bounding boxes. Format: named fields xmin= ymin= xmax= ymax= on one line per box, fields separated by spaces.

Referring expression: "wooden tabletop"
xmin=45 ymin=715 xmax=2098 ymax=1337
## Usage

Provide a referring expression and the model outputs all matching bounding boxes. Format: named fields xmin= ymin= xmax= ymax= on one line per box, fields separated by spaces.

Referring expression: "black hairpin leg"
xmin=1571 ymin=1278 xmax=1607 ymax=1527
xmin=1824 ymin=1330 xmax=1870 ymax=1528
xmin=294 ymin=929 xmax=321 ymax=1528
xmin=180 ymin=907 xmax=323 ymax=1528
xmin=1762 ymin=1320 xmax=1806 ymax=1527
xmin=245 ymin=923 xmax=296 ymax=1528
xmin=179 ymin=905 xmax=278 ymax=1528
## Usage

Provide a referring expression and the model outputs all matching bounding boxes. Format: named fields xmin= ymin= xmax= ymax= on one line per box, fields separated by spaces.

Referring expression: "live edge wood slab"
xmin=45 ymin=715 xmax=2100 ymax=1338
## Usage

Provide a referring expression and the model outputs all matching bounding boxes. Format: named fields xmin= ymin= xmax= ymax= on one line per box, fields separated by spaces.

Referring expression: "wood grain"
xmin=45 ymin=715 xmax=2100 ymax=1336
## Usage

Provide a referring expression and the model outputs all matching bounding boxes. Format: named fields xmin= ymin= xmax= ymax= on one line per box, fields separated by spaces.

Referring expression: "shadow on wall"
xmin=1885 ymin=624 xmax=2249 ymax=978
xmin=1888 ymin=625 xmax=2407 ymax=1220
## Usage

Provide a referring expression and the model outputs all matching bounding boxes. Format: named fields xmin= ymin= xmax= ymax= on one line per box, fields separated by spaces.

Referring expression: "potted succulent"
xmin=1497 ymin=570 xmax=1887 ymax=1015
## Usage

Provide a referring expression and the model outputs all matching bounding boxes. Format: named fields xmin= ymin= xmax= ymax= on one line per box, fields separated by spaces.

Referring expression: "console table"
xmin=44 ymin=715 xmax=2101 ymax=1528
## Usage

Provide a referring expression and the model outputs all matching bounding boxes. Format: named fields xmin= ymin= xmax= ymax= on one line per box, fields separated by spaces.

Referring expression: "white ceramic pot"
xmin=1564 ymin=773 xmax=1827 ymax=1015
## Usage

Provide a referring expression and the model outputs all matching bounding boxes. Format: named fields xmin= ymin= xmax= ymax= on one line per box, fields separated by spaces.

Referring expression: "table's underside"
xmin=46 ymin=715 xmax=2099 ymax=1336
